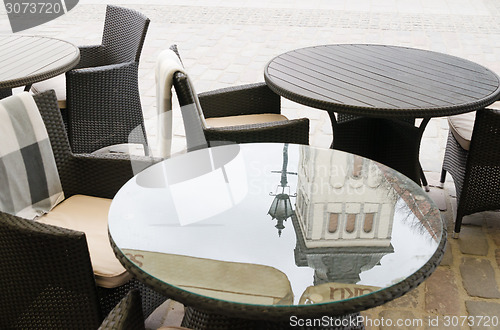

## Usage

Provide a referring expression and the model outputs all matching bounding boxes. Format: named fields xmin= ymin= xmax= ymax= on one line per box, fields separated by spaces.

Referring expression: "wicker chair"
xmin=99 ymin=290 xmax=145 ymax=330
xmin=169 ymin=46 xmax=310 ymax=152
xmin=0 ymin=91 xmax=166 ymax=328
xmin=440 ymin=108 xmax=500 ymax=238
xmin=32 ymin=5 xmax=150 ymax=155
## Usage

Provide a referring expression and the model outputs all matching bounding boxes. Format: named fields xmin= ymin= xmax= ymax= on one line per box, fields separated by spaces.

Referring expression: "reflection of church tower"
xmin=293 ymin=147 xmax=397 ymax=285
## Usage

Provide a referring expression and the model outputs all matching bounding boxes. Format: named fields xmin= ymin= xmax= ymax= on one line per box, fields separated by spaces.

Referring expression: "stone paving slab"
xmin=460 ymin=257 xmax=500 ymax=299
xmin=466 ymin=301 xmax=500 ymax=330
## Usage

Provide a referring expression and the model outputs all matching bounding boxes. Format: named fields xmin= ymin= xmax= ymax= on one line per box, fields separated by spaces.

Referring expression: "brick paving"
xmin=2 ymin=0 xmax=500 ymax=328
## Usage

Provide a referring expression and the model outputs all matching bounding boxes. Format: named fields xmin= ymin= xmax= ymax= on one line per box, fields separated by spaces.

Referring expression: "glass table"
xmin=108 ymin=143 xmax=446 ymax=329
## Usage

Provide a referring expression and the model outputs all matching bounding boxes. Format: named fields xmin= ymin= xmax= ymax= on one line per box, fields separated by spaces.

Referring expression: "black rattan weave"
xmin=64 ymin=5 xmax=150 ymax=154
xmin=442 ymin=108 xmax=500 ymax=235
xmin=99 ymin=290 xmax=145 ymax=330
xmin=0 ymin=90 xmax=166 ymax=328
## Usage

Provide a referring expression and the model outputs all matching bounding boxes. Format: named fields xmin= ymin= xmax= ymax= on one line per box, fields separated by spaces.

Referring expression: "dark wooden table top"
xmin=265 ymin=44 xmax=500 ymax=118
xmin=0 ymin=35 xmax=80 ymax=89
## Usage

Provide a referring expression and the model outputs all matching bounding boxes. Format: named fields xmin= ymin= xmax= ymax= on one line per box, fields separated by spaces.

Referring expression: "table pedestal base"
xmin=181 ymin=307 xmax=364 ymax=330
xmin=330 ymin=115 xmax=428 ymax=184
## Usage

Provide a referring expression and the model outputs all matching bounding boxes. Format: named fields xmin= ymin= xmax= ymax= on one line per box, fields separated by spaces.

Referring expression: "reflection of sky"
xmin=109 ymin=143 xmax=441 ymax=305
xmin=359 ymin=198 xmax=439 ymax=287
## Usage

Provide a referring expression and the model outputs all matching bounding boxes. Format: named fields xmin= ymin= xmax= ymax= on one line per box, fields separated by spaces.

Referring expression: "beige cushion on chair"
xmin=123 ymin=249 xmax=294 ymax=305
xmin=31 ymin=74 xmax=67 ymax=109
xmin=37 ymin=194 xmax=132 ymax=288
xmin=447 ymin=111 xmax=476 ymax=150
xmin=205 ymin=113 xmax=288 ymax=128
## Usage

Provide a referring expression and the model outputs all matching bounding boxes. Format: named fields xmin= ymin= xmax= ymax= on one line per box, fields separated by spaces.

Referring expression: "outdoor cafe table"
xmin=108 ymin=143 xmax=446 ymax=329
xmin=0 ymin=35 xmax=80 ymax=98
xmin=264 ymin=44 xmax=500 ymax=185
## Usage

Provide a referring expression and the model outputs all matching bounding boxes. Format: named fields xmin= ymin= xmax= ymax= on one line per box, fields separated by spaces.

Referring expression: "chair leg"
xmin=439 ymin=168 xmax=447 ymax=189
xmin=420 ymin=166 xmax=430 ymax=192
xmin=453 ymin=212 xmax=463 ymax=239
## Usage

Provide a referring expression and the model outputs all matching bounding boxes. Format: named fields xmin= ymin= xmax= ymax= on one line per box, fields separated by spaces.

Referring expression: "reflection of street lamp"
xmin=268 ymin=144 xmax=297 ymax=236
xmin=268 ymin=192 xmax=294 ymax=236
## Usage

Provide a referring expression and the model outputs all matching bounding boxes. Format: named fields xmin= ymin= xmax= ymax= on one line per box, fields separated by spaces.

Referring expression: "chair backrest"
xmin=102 ymin=5 xmax=150 ymax=64
xmin=32 ymin=90 xmax=79 ymax=193
xmin=459 ymin=108 xmax=500 ymax=216
xmin=169 ymin=45 xmax=198 ymax=111
xmin=169 ymin=45 xmax=209 ymax=152
xmin=0 ymin=203 xmax=101 ymax=328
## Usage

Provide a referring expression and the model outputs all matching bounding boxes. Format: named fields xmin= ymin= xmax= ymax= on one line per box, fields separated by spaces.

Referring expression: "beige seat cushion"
xmin=205 ymin=113 xmax=288 ymax=128
xmin=489 ymin=101 xmax=500 ymax=110
xmin=123 ymin=249 xmax=294 ymax=305
xmin=38 ymin=195 xmax=131 ymax=288
xmin=31 ymin=74 xmax=67 ymax=109
xmin=447 ymin=111 xmax=476 ymax=150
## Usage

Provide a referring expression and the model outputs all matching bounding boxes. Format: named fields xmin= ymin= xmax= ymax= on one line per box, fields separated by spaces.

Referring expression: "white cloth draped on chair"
xmin=155 ymin=48 xmax=207 ymax=158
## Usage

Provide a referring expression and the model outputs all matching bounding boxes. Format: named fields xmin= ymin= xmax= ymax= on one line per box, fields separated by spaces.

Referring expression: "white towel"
xmin=155 ymin=49 xmax=207 ymax=157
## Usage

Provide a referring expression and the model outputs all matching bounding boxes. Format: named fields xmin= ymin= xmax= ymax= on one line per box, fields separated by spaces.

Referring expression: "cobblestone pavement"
xmin=2 ymin=0 xmax=499 ymax=328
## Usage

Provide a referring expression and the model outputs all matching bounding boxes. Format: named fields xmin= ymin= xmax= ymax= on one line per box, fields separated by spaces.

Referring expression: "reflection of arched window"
xmin=346 ymin=214 xmax=356 ymax=233
xmin=352 ymin=156 xmax=363 ymax=177
xmin=363 ymin=213 xmax=374 ymax=233
xmin=328 ymin=213 xmax=338 ymax=233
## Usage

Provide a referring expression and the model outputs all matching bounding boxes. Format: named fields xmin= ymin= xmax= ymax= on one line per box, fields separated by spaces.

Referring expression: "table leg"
xmin=181 ymin=306 xmax=364 ymax=330
xmin=419 ymin=165 xmax=430 ymax=192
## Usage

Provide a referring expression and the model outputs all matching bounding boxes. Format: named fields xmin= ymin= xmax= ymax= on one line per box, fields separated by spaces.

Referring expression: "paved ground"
xmin=2 ymin=0 xmax=500 ymax=328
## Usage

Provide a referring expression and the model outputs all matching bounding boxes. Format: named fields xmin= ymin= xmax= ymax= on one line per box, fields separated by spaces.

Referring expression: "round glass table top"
xmin=109 ymin=143 xmax=445 ymax=315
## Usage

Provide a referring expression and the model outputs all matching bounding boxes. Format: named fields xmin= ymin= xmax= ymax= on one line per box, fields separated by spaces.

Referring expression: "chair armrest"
xmin=198 ymin=82 xmax=281 ymax=118
xmin=75 ymin=45 xmax=108 ymax=69
xmin=62 ymin=153 xmax=159 ymax=199
xmin=204 ymin=117 xmax=310 ymax=146
xmin=66 ymin=62 xmax=139 ymax=102
xmin=99 ymin=290 xmax=145 ymax=330
xmin=68 ymin=61 xmax=137 ymax=78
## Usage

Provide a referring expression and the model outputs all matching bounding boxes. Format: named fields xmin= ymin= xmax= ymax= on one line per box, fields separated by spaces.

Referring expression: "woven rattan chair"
xmin=99 ymin=290 xmax=145 ymax=330
xmin=440 ymin=108 xmax=500 ymax=238
xmin=169 ymin=46 xmax=309 ymax=152
xmin=0 ymin=91 xmax=165 ymax=328
xmin=32 ymin=5 xmax=150 ymax=155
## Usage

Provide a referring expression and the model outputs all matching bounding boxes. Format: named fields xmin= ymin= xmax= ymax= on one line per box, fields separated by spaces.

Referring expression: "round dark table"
xmin=0 ymin=35 xmax=80 ymax=98
xmin=264 ymin=44 xmax=500 ymax=184
xmin=109 ymin=143 xmax=446 ymax=329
